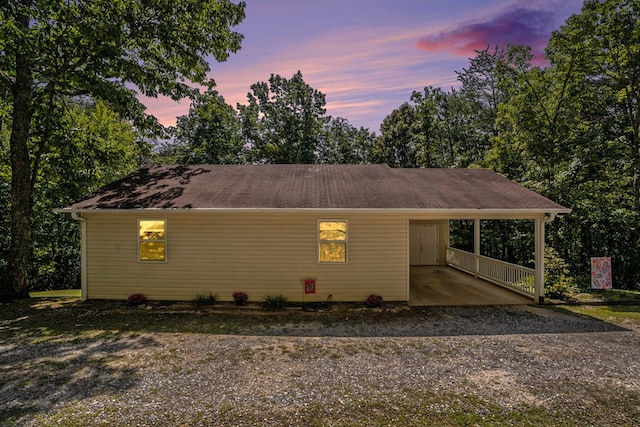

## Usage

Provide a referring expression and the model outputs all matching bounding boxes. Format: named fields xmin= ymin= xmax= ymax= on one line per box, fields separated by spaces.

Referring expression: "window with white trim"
xmin=318 ymin=220 xmax=347 ymax=263
xmin=138 ymin=219 xmax=166 ymax=261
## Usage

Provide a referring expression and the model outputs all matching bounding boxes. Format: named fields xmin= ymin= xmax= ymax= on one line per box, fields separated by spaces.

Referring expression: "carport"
xmin=400 ymin=167 xmax=571 ymax=304
xmin=410 ymin=266 xmax=531 ymax=306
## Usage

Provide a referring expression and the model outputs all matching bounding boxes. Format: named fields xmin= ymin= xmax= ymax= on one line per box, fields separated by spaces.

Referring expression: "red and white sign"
xmin=304 ymin=279 xmax=316 ymax=294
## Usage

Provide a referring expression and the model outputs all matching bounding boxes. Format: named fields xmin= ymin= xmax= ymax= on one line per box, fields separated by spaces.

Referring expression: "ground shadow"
xmin=0 ymin=300 xmax=162 ymax=424
xmin=257 ymin=304 xmax=632 ymax=338
xmin=3 ymin=298 xmax=630 ymax=340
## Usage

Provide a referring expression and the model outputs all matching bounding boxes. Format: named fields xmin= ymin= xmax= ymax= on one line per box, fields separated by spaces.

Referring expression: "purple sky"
xmin=143 ymin=0 xmax=585 ymax=133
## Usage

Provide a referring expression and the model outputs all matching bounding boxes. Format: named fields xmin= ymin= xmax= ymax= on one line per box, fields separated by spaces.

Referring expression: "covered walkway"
xmin=410 ymin=266 xmax=532 ymax=306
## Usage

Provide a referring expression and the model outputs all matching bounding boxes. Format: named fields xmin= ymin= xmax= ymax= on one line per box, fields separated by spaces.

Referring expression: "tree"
xmin=470 ymin=44 xmax=584 ymax=266
xmin=457 ymin=47 xmax=509 ymax=138
xmin=410 ymin=86 xmax=485 ymax=168
xmin=32 ymin=100 xmax=142 ymax=290
xmin=543 ymin=0 xmax=640 ymax=287
xmin=374 ymin=102 xmax=421 ymax=168
xmin=455 ymin=47 xmax=511 ymax=165
xmin=488 ymin=46 xmax=580 ymax=199
xmin=377 ymin=51 xmax=511 ymax=170
xmin=0 ymin=118 xmax=10 ymax=284
xmin=479 ymin=1 xmax=640 ymax=288
xmin=316 ymin=117 xmax=376 ymax=164
xmin=0 ymin=0 xmax=245 ymax=299
xmin=173 ymin=87 xmax=244 ymax=164
xmin=376 ymin=87 xmax=465 ymax=168
xmin=0 ymin=100 xmax=141 ymax=290
xmin=409 ymin=88 xmax=441 ymax=168
xmin=549 ymin=0 xmax=640 ymax=211
xmin=238 ymin=71 xmax=329 ymax=164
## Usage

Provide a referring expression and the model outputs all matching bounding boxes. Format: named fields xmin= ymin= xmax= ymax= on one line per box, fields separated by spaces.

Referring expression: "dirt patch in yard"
xmin=1 ymin=299 xmax=639 ymax=426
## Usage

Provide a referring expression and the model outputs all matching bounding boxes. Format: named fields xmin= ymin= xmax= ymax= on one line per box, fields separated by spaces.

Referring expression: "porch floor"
xmin=410 ymin=266 xmax=532 ymax=306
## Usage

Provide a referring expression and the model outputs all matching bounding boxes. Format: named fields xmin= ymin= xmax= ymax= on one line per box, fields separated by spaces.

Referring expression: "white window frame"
xmin=137 ymin=219 xmax=167 ymax=262
xmin=318 ymin=219 xmax=348 ymax=264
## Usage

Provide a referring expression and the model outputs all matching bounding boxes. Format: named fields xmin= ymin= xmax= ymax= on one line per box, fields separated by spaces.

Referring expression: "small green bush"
xmin=545 ymin=248 xmax=577 ymax=299
xmin=263 ymin=295 xmax=288 ymax=311
xmin=545 ymin=276 xmax=578 ymax=300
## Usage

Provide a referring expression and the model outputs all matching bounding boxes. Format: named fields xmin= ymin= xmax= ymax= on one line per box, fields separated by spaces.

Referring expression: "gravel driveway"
xmin=1 ymin=303 xmax=639 ymax=426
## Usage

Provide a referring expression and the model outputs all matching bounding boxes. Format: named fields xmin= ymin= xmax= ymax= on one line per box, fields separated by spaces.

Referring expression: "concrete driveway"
xmin=410 ymin=266 xmax=533 ymax=306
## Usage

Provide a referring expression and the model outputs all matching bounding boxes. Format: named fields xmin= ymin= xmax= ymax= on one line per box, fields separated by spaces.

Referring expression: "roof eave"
xmin=55 ymin=207 xmax=572 ymax=218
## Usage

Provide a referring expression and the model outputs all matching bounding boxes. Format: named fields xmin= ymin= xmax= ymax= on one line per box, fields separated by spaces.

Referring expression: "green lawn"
xmin=573 ymin=288 xmax=640 ymax=302
xmin=556 ymin=304 xmax=640 ymax=327
xmin=29 ymin=289 xmax=81 ymax=298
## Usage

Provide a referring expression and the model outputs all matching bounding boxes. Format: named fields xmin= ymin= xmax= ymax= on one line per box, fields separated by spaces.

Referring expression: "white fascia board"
xmin=55 ymin=207 xmax=571 ymax=219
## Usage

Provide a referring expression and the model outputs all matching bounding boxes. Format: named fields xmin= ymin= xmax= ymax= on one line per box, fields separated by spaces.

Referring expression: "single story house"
xmin=57 ymin=164 xmax=570 ymax=303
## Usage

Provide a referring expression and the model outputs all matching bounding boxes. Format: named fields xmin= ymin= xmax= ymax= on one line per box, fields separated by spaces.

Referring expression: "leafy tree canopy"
xmin=173 ymin=86 xmax=245 ymax=164
xmin=0 ymin=0 xmax=246 ymax=299
xmin=238 ymin=71 xmax=329 ymax=164
xmin=316 ymin=117 xmax=376 ymax=165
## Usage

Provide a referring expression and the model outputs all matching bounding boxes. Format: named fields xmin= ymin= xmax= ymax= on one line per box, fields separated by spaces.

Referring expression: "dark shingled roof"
xmin=61 ymin=164 xmax=569 ymax=212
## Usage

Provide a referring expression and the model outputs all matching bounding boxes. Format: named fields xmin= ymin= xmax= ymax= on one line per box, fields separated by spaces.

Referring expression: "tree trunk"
xmin=2 ymin=11 xmax=33 ymax=301
xmin=632 ymin=134 xmax=640 ymax=214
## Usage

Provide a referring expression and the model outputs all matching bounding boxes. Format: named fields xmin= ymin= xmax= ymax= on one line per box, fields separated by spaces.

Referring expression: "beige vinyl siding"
xmin=84 ymin=211 xmax=409 ymax=302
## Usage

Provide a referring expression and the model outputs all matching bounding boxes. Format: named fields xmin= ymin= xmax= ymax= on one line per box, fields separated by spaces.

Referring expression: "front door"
xmin=410 ymin=224 xmax=439 ymax=265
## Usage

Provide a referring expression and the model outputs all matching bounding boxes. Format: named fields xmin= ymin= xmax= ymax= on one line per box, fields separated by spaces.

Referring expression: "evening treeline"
xmin=1 ymin=0 xmax=638 ymax=295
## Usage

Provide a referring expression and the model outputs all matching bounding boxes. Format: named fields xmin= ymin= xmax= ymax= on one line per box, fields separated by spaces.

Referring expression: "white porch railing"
xmin=445 ymin=246 xmax=475 ymax=272
xmin=446 ymin=247 xmax=535 ymax=298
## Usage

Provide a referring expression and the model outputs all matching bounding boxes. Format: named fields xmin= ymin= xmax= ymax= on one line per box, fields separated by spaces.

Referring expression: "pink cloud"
xmin=416 ymin=8 xmax=556 ymax=65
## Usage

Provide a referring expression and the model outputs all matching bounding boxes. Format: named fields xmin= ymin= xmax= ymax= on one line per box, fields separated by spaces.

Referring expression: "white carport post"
xmin=534 ymin=217 xmax=545 ymax=303
xmin=474 ymin=218 xmax=480 ymax=278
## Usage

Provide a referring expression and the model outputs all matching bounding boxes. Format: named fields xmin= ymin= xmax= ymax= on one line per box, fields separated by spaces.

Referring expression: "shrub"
xmin=192 ymin=292 xmax=216 ymax=309
xmin=263 ymin=295 xmax=288 ymax=311
xmin=545 ymin=248 xmax=577 ymax=299
xmin=546 ymin=277 xmax=578 ymax=300
xmin=232 ymin=291 xmax=248 ymax=306
xmin=364 ymin=294 xmax=383 ymax=308
xmin=574 ymin=275 xmax=592 ymax=293
xmin=127 ymin=293 xmax=147 ymax=306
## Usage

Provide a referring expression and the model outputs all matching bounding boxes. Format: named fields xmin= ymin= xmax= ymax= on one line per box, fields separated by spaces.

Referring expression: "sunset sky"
xmin=144 ymin=0 xmax=585 ymax=133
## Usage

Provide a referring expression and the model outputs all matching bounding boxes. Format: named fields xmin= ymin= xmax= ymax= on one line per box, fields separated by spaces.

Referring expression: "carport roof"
xmin=60 ymin=164 xmax=570 ymax=213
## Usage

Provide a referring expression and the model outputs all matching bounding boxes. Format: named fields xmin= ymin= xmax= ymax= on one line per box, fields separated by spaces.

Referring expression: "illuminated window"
xmin=138 ymin=219 xmax=166 ymax=261
xmin=318 ymin=220 xmax=347 ymax=263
